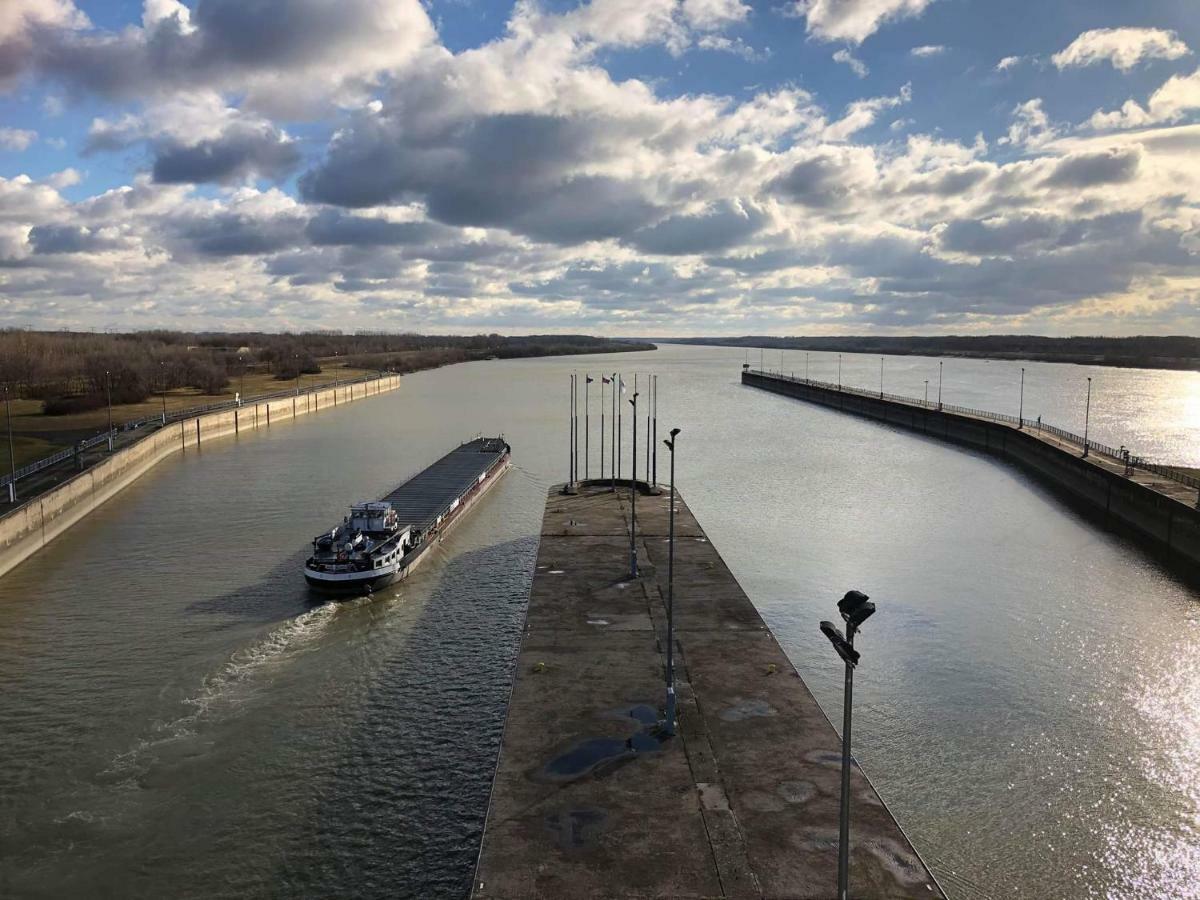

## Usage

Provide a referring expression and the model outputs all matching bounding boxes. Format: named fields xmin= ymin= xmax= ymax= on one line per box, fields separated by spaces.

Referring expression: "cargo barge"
xmin=304 ymin=437 xmax=511 ymax=594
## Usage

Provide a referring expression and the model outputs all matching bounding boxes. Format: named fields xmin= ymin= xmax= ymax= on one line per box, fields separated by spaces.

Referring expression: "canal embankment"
xmin=0 ymin=375 xmax=403 ymax=579
xmin=472 ymin=481 xmax=943 ymax=899
xmin=743 ymin=369 xmax=1200 ymax=572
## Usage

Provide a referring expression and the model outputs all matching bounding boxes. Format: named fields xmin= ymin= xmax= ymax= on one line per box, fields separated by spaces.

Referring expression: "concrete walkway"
xmin=472 ymin=483 xmax=943 ymax=899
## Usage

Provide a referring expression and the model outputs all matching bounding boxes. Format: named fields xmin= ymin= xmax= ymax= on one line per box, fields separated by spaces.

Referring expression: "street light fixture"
xmin=820 ymin=589 xmax=877 ymax=900
xmin=1018 ymin=367 xmax=1025 ymax=429
xmin=4 ymin=383 xmax=16 ymax=504
xmin=661 ymin=427 xmax=681 ymax=736
xmin=105 ymin=369 xmax=114 ymax=451
xmin=1082 ymin=377 xmax=1092 ymax=458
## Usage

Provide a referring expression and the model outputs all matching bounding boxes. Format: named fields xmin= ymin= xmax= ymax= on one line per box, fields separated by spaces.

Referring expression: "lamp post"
xmin=662 ymin=427 xmax=681 ymax=736
xmin=585 ymin=374 xmax=591 ymax=481
xmin=239 ymin=356 xmax=246 ymax=407
xmin=567 ymin=374 xmax=574 ymax=488
xmin=879 ymin=356 xmax=884 ymax=399
xmin=294 ymin=355 xmax=301 ymax=396
xmin=937 ymin=360 xmax=943 ymax=411
xmin=4 ymin=384 xmax=16 ymax=504
xmin=611 ymin=373 xmax=618 ymax=490
xmin=1018 ymin=367 xmax=1025 ymax=429
xmin=105 ymin=369 xmax=113 ymax=451
xmin=629 ymin=391 xmax=639 ymax=578
xmin=924 ymin=380 xmax=929 ymax=407
xmin=160 ymin=361 xmax=167 ymax=424
xmin=838 ymin=354 xmax=842 ymax=391
xmin=1082 ymin=377 xmax=1092 ymax=458
xmin=819 ymin=590 xmax=877 ymax=900
xmin=806 ymin=352 xmax=810 ymax=383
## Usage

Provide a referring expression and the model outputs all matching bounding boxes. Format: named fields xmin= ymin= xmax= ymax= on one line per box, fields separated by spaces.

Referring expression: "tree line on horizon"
xmin=0 ymin=330 xmax=652 ymax=414
xmin=667 ymin=334 xmax=1200 ymax=369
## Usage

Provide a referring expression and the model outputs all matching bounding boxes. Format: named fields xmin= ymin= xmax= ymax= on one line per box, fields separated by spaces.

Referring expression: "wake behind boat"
xmin=304 ymin=437 xmax=511 ymax=595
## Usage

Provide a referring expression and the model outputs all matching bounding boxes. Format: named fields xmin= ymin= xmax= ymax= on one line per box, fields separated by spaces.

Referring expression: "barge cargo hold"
xmin=304 ymin=437 xmax=511 ymax=594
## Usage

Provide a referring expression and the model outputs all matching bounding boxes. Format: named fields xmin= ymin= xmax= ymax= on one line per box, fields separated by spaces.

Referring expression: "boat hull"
xmin=305 ymin=449 xmax=510 ymax=597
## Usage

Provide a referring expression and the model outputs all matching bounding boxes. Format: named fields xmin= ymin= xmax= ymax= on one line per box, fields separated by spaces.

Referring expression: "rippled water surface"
xmin=0 ymin=345 xmax=1197 ymax=899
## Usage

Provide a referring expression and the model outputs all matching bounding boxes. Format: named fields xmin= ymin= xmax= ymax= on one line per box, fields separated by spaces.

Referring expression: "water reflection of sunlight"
xmin=1102 ymin=633 xmax=1200 ymax=899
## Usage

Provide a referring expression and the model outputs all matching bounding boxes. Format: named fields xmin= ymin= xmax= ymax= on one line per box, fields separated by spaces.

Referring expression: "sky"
xmin=1 ymin=0 xmax=1199 ymax=336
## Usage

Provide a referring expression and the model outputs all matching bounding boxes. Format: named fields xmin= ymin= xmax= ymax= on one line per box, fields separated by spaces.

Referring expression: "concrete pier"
xmin=742 ymin=369 xmax=1200 ymax=572
xmin=472 ymin=483 xmax=943 ymax=899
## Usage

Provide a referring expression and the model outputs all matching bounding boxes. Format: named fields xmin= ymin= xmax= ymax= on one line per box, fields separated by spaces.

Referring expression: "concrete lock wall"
xmin=743 ymin=371 xmax=1200 ymax=571
xmin=0 ymin=375 xmax=403 ymax=580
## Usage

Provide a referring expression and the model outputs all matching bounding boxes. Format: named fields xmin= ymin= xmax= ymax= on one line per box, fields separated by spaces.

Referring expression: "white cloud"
xmin=833 ymin=48 xmax=868 ymax=78
xmin=788 ymin=0 xmax=937 ymax=44
xmin=680 ymin=0 xmax=750 ymax=30
xmin=995 ymin=55 xmax=1022 ymax=72
xmin=1088 ymin=67 xmax=1200 ymax=131
xmin=1052 ymin=27 xmax=1190 ymax=72
xmin=998 ymin=98 xmax=1057 ymax=150
xmin=0 ymin=127 xmax=36 ymax=150
xmin=823 ymin=83 xmax=911 ymax=140
xmin=910 ymin=44 xmax=944 ymax=57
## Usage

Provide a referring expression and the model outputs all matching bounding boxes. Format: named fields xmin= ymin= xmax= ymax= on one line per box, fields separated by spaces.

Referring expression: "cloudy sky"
xmin=1 ymin=0 xmax=1199 ymax=335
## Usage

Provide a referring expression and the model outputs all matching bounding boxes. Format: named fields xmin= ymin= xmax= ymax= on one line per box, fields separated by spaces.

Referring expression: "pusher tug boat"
xmin=304 ymin=437 xmax=511 ymax=595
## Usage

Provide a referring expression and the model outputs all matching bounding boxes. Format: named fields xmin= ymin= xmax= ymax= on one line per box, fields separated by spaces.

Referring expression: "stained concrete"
xmin=472 ymin=483 xmax=943 ymax=899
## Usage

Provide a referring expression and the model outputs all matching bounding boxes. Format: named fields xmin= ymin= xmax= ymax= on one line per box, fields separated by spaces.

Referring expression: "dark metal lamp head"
xmin=838 ymin=590 xmax=875 ymax=630
xmin=820 ymin=620 xmax=860 ymax=667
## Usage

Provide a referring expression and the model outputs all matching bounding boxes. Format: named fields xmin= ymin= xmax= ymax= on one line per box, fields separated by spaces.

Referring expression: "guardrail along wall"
xmin=0 ymin=375 xmax=403 ymax=580
xmin=742 ymin=370 xmax=1200 ymax=571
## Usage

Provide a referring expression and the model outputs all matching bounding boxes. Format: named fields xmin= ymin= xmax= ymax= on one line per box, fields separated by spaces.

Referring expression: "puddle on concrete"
xmin=586 ymin=618 xmax=610 ymax=626
xmin=777 ymin=780 xmax=817 ymax=805
xmin=540 ymin=705 xmax=666 ymax=781
xmin=548 ymin=570 xmax=566 ymax=575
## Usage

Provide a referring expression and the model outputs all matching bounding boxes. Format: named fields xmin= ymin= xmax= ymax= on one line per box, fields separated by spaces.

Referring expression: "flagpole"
xmin=611 ymin=373 xmax=617 ymax=491
xmin=652 ymin=374 xmax=658 ymax=486
xmin=573 ymin=371 xmax=579 ymax=484
xmin=645 ymin=373 xmax=650 ymax=485
xmin=585 ymin=375 xmax=590 ymax=481
xmin=617 ymin=374 xmax=623 ymax=482
xmin=600 ymin=377 xmax=606 ymax=480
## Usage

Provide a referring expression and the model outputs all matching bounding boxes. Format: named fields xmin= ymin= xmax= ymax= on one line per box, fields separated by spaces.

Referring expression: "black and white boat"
xmin=304 ymin=437 xmax=511 ymax=595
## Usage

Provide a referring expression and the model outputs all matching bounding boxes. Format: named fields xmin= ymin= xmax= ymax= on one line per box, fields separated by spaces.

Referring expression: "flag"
xmin=602 ymin=376 xmax=611 ymax=384
xmin=586 ymin=375 xmax=594 ymax=383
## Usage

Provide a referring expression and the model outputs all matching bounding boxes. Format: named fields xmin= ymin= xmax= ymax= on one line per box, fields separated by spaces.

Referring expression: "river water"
xmin=0 ymin=345 xmax=1197 ymax=899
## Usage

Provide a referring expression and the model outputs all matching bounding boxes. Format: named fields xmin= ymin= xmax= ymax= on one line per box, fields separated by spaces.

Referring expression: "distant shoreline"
xmin=656 ymin=336 xmax=1200 ymax=372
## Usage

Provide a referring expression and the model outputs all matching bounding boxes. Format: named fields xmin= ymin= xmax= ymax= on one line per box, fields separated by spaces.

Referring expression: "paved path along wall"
xmin=472 ymin=483 xmax=943 ymax=899
xmin=0 ymin=375 xmax=403 ymax=580
xmin=742 ymin=370 xmax=1200 ymax=573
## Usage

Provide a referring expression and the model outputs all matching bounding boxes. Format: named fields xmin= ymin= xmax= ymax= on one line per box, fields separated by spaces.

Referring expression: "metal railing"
xmin=747 ymin=369 xmax=1200 ymax=491
xmin=2 ymin=371 xmax=392 ymax=490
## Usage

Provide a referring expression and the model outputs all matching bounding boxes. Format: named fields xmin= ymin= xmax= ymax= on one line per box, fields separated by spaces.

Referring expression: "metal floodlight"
xmin=820 ymin=620 xmax=860 ymax=667
xmin=838 ymin=590 xmax=875 ymax=631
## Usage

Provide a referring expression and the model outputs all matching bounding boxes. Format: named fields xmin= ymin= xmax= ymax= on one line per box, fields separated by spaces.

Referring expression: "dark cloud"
xmin=152 ymin=122 xmax=300 ymax=184
xmin=625 ymin=200 xmax=768 ymax=255
xmin=769 ymin=154 xmax=864 ymax=208
xmin=1043 ymin=147 xmax=1140 ymax=188
xmin=304 ymin=209 xmax=445 ymax=246
xmin=30 ymin=0 xmax=434 ymax=104
xmin=175 ymin=211 xmax=306 ymax=257
xmin=28 ymin=224 xmax=124 ymax=254
xmin=301 ymin=111 xmax=662 ymax=244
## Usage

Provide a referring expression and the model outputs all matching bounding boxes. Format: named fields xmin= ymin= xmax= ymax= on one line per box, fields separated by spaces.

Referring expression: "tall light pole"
xmin=629 ymin=391 xmax=639 ymax=578
xmin=838 ymin=354 xmax=842 ymax=391
xmin=585 ymin=374 xmax=591 ymax=481
xmin=806 ymin=352 xmax=810 ymax=383
xmin=820 ymin=590 xmax=877 ymax=900
xmin=160 ymin=361 xmax=167 ymax=424
xmin=924 ymin=380 xmax=929 ymax=407
xmin=1018 ymin=367 xmax=1025 ymax=429
xmin=937 ymin=360 xmax=943 ymax=411
xmin=4 ymin=384 xmax=16 ymax=504
xmin=294 ymin=354 xmax=301 ymax=396
xmin=617 ymin=374 xmax=623 ymax=483
xmin=239 ymin=355 xmax=246 ymax=407
xmin=105 ymin=369 xmax=113 ymax=451
xmin=1082 ymin=377 xmax=1092 ymax=458
xmin=879 ymin=356 xmax=884 ymax=399
xmin=662 ymin=427 xmax=681 ymax=736
xmin=612 ymin=373 xmax=618 ymax=490
xmin=566 ymin=374 xmax=573 ymax=488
